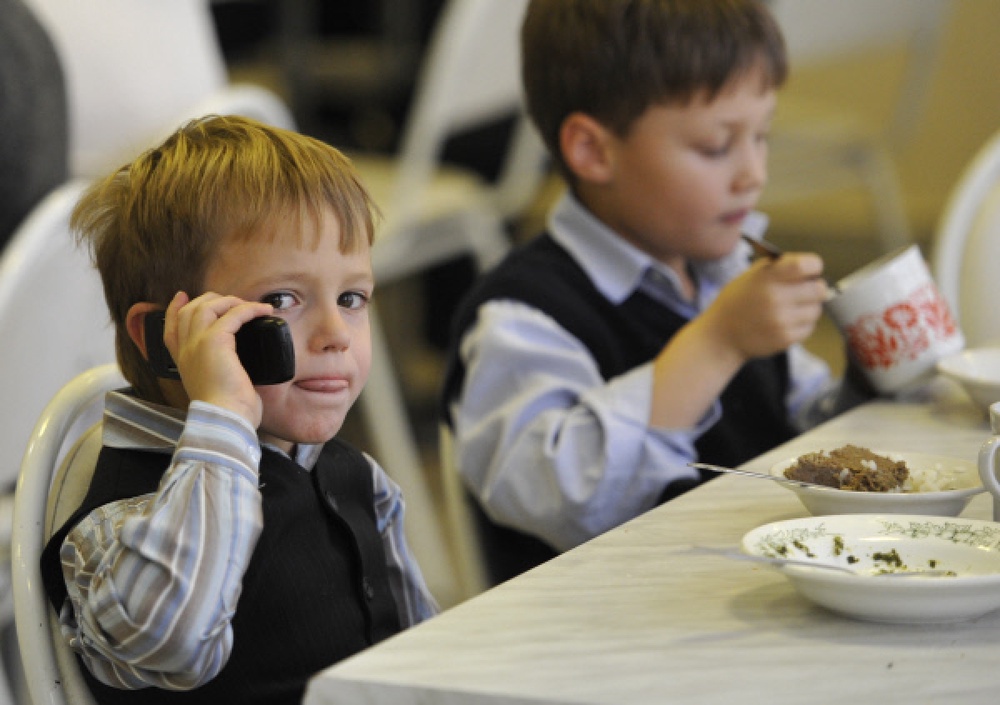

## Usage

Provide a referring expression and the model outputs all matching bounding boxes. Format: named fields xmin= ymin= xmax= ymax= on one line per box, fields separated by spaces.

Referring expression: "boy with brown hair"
xmin=41 ymin=115 xmax=437 ymax=705
xmin=442 ymin=0 xmax=869 ymax=583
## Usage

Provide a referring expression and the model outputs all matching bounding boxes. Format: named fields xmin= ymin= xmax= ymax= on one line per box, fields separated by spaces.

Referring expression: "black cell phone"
xmin=144 ymin=311 xmax=295 ymax=385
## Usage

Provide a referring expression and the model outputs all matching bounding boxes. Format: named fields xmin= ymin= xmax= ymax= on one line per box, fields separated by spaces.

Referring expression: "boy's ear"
xmin=559 ymin=112 xmax=615 ymax=184
xmin=125 ymin=302 xmax=160 ymax=360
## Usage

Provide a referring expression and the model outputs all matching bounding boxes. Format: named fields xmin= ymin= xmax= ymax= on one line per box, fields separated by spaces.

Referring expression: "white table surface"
xmin=304 ymin=380 xmax=1000 ymax=705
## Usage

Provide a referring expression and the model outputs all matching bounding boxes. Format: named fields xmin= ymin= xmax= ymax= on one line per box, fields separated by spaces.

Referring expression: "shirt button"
xmin=362 ymin=577 xmax=375 ymax=601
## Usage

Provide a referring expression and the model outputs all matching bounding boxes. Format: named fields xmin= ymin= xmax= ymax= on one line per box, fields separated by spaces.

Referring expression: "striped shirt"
xmin=57 ymin=390 xmax=437 ymax=691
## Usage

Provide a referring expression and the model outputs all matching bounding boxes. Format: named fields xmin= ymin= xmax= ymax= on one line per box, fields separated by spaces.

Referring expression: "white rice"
xmin=881 ymin=452 xmax=975 ymax=493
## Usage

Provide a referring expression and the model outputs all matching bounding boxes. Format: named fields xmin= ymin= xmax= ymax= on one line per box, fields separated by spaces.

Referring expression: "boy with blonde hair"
xmin=442 ymin=0 xmax=869 ymax=583
xmin=42 ymin=115 xmax=437 ymax=705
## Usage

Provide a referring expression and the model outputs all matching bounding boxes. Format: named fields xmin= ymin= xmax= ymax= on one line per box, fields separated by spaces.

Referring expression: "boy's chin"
xmin=692 ymin=238 xmax=740 ymax=262
xmin=259 ymin=422 xmax=345 ymax=452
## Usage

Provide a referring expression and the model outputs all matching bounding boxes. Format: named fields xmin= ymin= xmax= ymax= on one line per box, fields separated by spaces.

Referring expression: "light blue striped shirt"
xmin=58 ymin=390 xmax=437 ymax=691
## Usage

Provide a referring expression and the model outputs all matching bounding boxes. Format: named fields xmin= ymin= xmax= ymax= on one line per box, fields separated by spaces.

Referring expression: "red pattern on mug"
xmin=846 ymin=283 xmax=959 ymax=371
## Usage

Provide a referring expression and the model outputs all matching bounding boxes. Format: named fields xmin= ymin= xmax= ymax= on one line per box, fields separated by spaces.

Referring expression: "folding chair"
xmin=11 ymin=364 xmax=124 ymax=705
xmin=930 ymin=127 xmax=1000 ymax=346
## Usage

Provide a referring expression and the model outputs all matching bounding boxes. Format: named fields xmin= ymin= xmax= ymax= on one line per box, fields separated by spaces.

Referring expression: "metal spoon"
xmin=689 ymin=462 xmax=839 ymax=491
xmin=690 ymin=546 xmax=954 ymax=578
xmin=740 ymin=232 xmax=841 ymax=297
xmin=742 ymin=232 xmax=785 ymax=260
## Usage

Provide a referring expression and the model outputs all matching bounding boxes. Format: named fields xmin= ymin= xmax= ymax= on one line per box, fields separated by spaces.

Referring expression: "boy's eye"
xmin=261 ymin=292 xmax=296 ymax=310
xmin=699 ymin=142 xmax=730 ymax=158
xmin=338 ymin=291 xmax=369 ymax=311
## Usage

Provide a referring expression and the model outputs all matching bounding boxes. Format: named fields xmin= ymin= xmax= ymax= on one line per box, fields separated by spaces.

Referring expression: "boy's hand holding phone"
xmin=148 ymin=292 xmax=294 ymax=427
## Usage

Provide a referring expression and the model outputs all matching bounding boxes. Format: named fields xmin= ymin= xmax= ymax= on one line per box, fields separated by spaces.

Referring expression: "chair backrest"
xmin=930 ymin=127 xmax=1000 ymax=347
xmin=385 ymin=0 xmax=546 ymax=231
xmin=25 ymin=0 xmax=296 ymax=177
xmin=437 ymin=425 xmax=488 ymax=600
xmin=0 ymin=178 xmax=117 ymax=490
xmin=768 ymin=0 xmax=950 ymax=150
xmin=12 ymin=363 xmax=125 ymax=705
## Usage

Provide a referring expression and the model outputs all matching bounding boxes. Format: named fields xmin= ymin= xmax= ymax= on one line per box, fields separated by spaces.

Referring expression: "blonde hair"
xmin=73 ymin=114 xmax=379 ymax=401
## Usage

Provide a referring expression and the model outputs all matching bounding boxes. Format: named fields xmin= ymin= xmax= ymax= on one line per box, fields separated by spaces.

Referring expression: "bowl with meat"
xmin=768 ymin=445 xmax=984 ymax=516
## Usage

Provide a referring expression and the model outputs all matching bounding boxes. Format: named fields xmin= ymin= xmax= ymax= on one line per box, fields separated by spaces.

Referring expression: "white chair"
xmin=0 ymin=179 xmax=115 ymax=704
xmin=761 ymin=0 xmax=951 ymax=253
xmin=437 ymin=425 xmax=488 ymax=600
xmin=24 ymin=0 xmax=297 ymax=178
xmin=12 ymin=363 xmax=125 ymax=705
xmin=0 ymin=179 xmax=114 ymax=496
xmin=930 ymin=127 xmax=1000 ymax=347
xmin=351 ymin=0 xmax=548 ymax=607
xmin=358 ymin=0 xmax=545 ymax=284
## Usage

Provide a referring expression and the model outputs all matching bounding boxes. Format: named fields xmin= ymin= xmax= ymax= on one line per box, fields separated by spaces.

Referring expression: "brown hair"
xmin=521 ymin=0 xmax=788 ymax=180
xmin=72 ymin=114 xmax=378 ymax=402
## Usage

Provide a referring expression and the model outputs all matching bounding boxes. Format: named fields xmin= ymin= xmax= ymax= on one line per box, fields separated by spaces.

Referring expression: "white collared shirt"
xmin=450 ymin=192 xmax=835 ymax=552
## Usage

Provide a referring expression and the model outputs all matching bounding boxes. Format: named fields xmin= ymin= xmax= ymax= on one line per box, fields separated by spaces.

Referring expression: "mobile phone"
xmin=144 ymin=311 xmax=295 ymax=385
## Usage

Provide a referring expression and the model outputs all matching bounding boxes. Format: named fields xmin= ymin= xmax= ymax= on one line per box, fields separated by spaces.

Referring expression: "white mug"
xmin=826 ymin=244 xmax=964 ymax=394
xmin=978 ymin=401 xmax=1000 ymax=521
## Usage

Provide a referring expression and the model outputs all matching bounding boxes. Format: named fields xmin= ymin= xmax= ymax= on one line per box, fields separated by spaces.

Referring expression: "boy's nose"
xmin=310 ymin=306 xmax=351 ymax=352
xmin=736 ymin=146 xmax=767 ymax=193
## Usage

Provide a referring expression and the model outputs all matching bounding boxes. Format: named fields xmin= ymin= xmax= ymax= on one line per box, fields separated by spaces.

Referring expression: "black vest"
xmin=441 ymin=233 xmax=797 ymax=583
xmin=42 ymin=438 xmax=402 ymax=705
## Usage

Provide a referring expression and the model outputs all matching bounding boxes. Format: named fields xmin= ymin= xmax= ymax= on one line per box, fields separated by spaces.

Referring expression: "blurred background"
xmin=3 ymin=4 xmax=1000 ymax=696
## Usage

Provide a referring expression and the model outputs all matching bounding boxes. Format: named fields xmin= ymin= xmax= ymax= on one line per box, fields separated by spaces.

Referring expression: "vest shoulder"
xmin=469 ymin=234 xmax=595 ymax=309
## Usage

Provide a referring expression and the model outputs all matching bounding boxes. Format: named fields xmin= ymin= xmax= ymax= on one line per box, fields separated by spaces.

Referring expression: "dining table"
xmin=303 ymin=378 xmax=1000 ymax=705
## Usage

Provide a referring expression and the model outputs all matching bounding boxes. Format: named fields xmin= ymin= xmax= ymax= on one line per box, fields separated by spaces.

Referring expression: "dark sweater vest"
xmin=41 ymin=438 xmax=401 ymax=705
xmin=441 ymin=233 xmax=797 ymax=583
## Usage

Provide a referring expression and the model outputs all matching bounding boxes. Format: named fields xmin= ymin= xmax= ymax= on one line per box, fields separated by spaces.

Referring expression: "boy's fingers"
xmin=769 ymin=252 xmax=824 ymax=280
xmin=793 ymin=277 xmax=830 ymax=304
xmin=177 ymin=294 xmax=272 ymax=334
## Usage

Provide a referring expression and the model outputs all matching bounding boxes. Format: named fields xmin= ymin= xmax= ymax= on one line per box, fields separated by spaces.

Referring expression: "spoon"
xmin=689 ymin=546 xmax=954 ymax=578
xmin=741 ymin=232 xmax=785 ymax=260
xmin=740 ymin=211 xmax=780 ymax=259
xmin=740 ymin=231 xmax=841 ymax=297
xmin=689 ymin=462 xmax=839 ymax=491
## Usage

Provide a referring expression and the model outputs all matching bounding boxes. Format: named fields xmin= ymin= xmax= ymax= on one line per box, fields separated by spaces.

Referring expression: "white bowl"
xmin=769 ymin=450 xmax=983 ymax=516
xmin=937 ymin=346 xmax=1000 ymax=412
xmin=742 ymin=514 xmax=1000 ymax=623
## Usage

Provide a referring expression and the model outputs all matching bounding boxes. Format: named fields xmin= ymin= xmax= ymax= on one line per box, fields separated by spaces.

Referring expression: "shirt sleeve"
xmin=367 ymin=455 xmax=439 ymax=625
xmin=57 ymin=402 xmax=264 ymax=691
xmin=785 ymin=342 xmax=838 ymax=431
xmin=450 ymin=300 xmax=713 ymax=553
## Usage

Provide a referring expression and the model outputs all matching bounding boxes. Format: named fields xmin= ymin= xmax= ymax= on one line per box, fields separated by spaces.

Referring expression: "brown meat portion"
xmin=784 ymin=445 xmax=909 ymax=492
